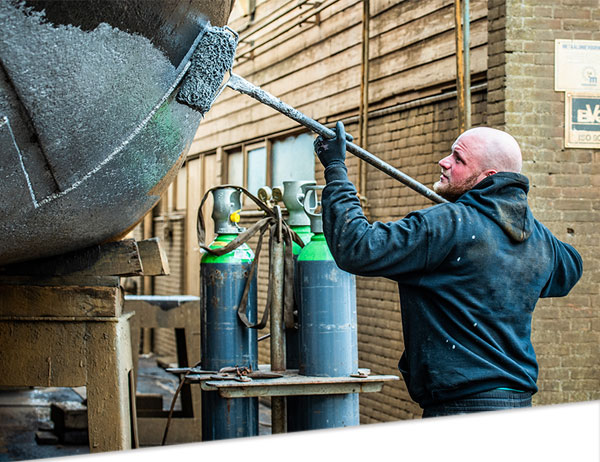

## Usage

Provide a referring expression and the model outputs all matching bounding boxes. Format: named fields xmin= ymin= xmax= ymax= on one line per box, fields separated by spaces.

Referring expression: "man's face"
xmin=433 ymin=134 xmax=486 ymax=201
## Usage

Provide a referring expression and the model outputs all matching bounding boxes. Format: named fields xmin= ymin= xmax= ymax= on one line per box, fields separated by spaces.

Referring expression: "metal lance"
xmin=273 ymin=180 xmax=315 ymax=432
xmin=296 ymin=186 xmax=359 ymax=430
xmin=200 ymin=187 xmax=258 ymax=440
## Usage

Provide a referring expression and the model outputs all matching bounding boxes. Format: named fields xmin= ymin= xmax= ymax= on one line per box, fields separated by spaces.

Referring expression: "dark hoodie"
xmin=321 ymin=167 xmax=583 ymax=408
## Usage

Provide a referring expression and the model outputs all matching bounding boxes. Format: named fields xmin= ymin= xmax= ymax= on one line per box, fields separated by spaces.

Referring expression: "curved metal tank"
xmin=0 ymin=0 xmax=234 ymax=265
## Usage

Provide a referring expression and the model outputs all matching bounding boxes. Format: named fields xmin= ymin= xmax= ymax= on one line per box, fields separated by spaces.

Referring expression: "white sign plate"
xmin=555 ymin=39 xmax=600 ymax=92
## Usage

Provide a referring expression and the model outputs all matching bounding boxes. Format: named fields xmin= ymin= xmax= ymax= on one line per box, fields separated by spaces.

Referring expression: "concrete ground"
xmin=0 ymin=355 xmax=271 ymax=461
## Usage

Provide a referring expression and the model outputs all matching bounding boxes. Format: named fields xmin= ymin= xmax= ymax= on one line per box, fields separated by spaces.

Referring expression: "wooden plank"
xmin=137 ymin=238 xmax=170 ymax=276
xmin=371 ymin=0 xmax=452 ymax=34
xmin=0 ymin=284 xmax=121 ymax=317
xmin=369 ymin=18 xmax=488 ymax=81
xmin=201 ymin=42 xmax=363 ymax=124
xmin=0 ymin=275 xmax=119 ymax=288
xmin=195 ymin=64 xmax=362 ymax=138
xmin=371 ymin=0 xmax=450 ymax=19
xmin=221 ymin=0 xmax=363 ymax=103
xmin=192 ymin=39 xmax=487 ymax=151
xmin=0 ymin=239 xmax=143 ymax=277
xmin=235 ymin=0 xmax=361 ymax=72
xmin=214 ymin=3 xmax=485 ymax=119
xmin=370 ymin=44 xmax=487 ymax=103
xmin=192 ymin=14 xmax=487 ymax=151
xmin=370 ymin=2 xmax=487 ymax=60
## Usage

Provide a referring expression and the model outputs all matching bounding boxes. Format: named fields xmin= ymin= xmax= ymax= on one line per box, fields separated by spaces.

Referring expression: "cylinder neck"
xmin=282 ymin=180 xmax=315 ymax=227
xmin=211 ymin=187 xmax=243 ymax=235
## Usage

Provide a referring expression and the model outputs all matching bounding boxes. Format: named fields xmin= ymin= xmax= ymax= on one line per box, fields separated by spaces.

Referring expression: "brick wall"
xmin=354 ymin=90 xmax=488 ymax=422
xmin=487 ymin=0 xmax=599 ymax=404
xmin=142 ymin=0 xmax=598 ymax=421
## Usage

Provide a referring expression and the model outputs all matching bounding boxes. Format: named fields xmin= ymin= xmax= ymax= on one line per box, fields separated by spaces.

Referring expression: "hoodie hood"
xmin=457 ymin=172 xmax=534 ymax=242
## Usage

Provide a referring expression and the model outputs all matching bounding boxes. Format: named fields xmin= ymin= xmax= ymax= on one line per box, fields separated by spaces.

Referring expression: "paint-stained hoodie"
xmin=321 ymin=166 xmax=583 ymax=408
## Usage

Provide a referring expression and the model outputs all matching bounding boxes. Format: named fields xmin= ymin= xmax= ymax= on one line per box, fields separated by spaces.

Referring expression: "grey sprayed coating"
xmin=176 ymin=26 xmax=238 ymax=114
xmin=0 ymin=1 xmax=233 ymax=265
xmin=0 ymin=1 xmax=180 ymax=190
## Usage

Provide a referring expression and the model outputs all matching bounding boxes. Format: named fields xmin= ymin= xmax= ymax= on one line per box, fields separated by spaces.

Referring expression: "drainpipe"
xmin=454 ymin=0 xmax=471 ymax=133
xmin=358 ymin=0 xmax=370 ymax=209
xmin=463 ymin=0 xmax=471 ymax=130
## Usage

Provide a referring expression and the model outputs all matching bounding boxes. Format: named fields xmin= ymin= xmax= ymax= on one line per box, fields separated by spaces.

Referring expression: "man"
xmin=314 ymin=122 xmax=583 ymax=418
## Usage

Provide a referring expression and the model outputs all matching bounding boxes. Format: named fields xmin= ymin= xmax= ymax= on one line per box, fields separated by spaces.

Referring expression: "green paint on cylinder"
xmin=297 ymin=233 xmax=333 ymax=262
xmin=201 ymin=234 xmax=254 ymax=264
xmin=291 ymin=225 xmax=313 ymax=256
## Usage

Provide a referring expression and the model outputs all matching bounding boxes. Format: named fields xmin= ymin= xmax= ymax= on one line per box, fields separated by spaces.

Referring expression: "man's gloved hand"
xmin=314 ymin=121 xmax=347 ymax=169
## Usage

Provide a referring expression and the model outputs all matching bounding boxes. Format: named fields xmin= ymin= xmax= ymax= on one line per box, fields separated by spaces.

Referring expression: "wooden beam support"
xmin=0 ymin=240 xmax=142 ymax=277
xmin=136 ymin=238 xmax=170 ymax=276
xmin=0 ymin=238 xmax=169 ymax=278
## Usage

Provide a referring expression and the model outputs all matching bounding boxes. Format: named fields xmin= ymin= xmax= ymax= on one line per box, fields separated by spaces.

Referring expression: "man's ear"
xmin=484 ymin=170 xmax=497 ymax=178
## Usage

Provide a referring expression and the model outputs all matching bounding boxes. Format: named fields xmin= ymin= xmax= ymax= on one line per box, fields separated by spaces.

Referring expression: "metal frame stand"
xmin=124 ymin=295 xmax=202 ymax=446
xmin=169 ymin=365 xmax=398 ymax=429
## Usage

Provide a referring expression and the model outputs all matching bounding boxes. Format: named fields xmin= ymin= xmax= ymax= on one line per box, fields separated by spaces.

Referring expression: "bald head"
xmin=454 ymin=127 xmax=522 ymax=174
xmin=434 ymin=127 xmax=523 ymax=200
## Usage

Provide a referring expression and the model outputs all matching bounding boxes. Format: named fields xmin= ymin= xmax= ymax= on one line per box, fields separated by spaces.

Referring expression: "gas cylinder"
xmin=273 ymin=181 xmax=315 ymax=369
xmin=273 ymin=180 xmax=315 ymax=432
xmin=296 ymin=186 xmax=359 ymax=430
xmin=200 ymin=187 xmax=258 ymax=440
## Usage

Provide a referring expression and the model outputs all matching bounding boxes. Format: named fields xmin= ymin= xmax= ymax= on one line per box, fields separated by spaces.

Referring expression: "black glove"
xmin=314 ymin=121 xmax=347 ymax=169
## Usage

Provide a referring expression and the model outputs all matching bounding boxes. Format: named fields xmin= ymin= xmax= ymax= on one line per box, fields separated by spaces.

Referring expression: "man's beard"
xmin=433 ymin=171 xmax=480 ymax=202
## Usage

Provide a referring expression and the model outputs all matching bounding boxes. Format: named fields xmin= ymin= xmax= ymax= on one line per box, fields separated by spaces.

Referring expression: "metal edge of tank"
xmin=0 ymin=0 xmax=235 ymax=265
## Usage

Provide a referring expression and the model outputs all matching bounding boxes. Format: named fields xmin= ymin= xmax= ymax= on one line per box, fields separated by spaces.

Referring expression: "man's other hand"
xmin=314 ymin=121 xmax=347 ymax=169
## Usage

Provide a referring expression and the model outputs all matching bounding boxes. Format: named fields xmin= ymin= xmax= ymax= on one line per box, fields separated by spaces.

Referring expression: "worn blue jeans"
xmin=422 ymin=389 xmax=532 ymax=418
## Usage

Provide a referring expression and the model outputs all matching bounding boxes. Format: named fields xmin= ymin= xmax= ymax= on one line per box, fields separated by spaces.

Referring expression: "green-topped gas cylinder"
xmin=275 ymin=181 xmax=314 ymax=433
xmin=276 ymin=180 xmax=316 ymax=363
xmin=295 ymin=185 xmax=359 ymax=431
xmin=290 ymin=224 xmax=313 ymax=256
xmin=200 ymin=187 xmax=258 ymax=441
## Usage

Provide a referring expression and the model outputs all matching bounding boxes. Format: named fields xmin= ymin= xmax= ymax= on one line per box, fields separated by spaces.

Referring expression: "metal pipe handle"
xmin=227 ymin=73 xmax=448 ymax=204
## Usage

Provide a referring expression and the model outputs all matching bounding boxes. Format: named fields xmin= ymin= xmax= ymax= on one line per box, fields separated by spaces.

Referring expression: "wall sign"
xmin=565 ymin=93 xmax=600 ymax=148
xmin=555 ymin=39 xmax=600 ymax=92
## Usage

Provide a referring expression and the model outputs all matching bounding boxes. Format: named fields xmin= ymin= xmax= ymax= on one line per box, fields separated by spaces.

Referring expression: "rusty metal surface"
xmin=0 ymin=0 xmax=234 ymax=265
